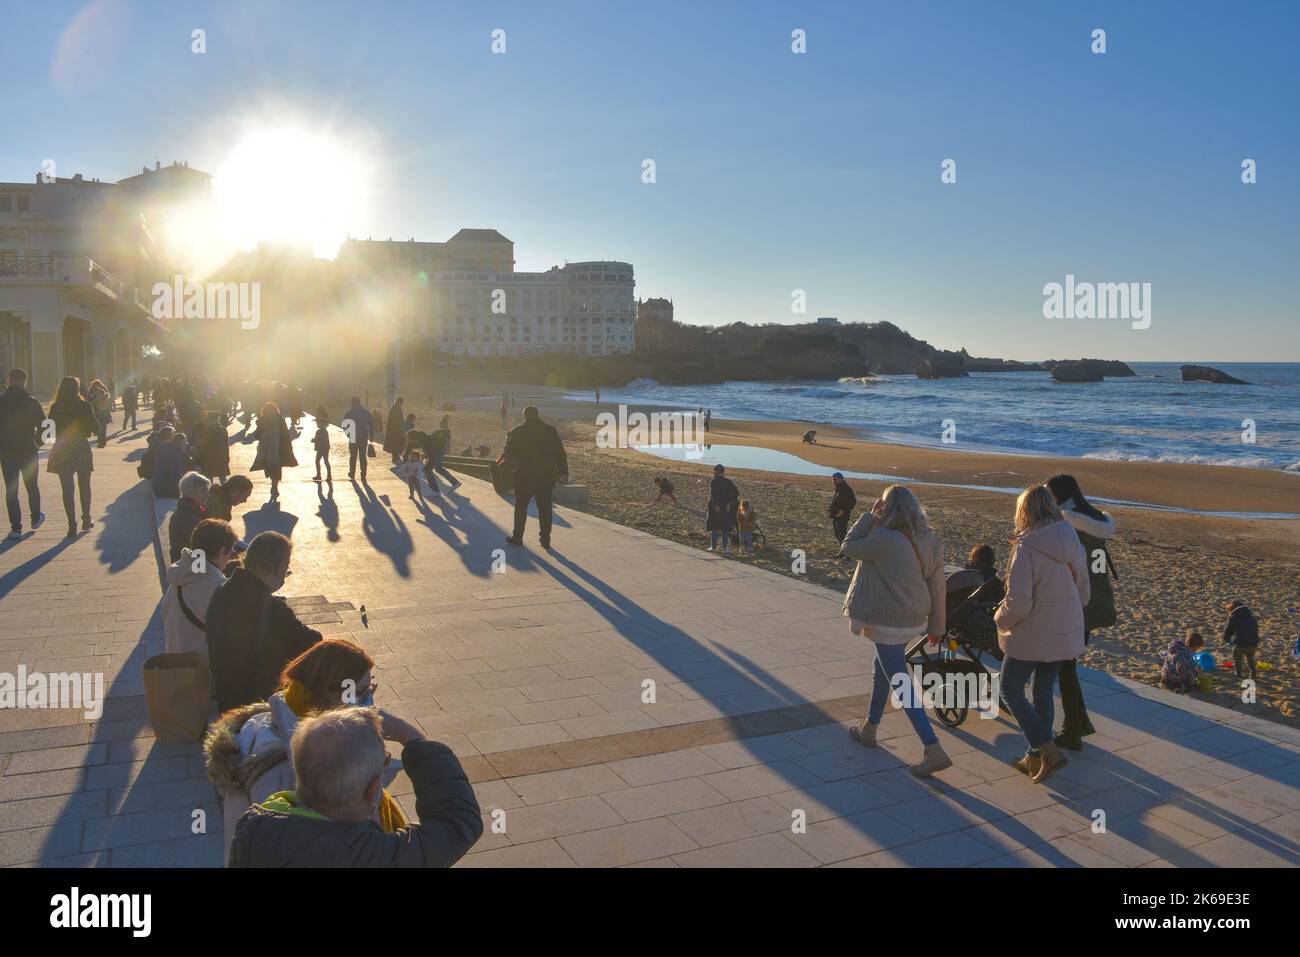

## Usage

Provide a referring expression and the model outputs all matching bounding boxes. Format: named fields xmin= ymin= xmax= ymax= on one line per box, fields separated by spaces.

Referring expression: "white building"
xmin=0 ymin=162 xmax=200 ymax=394
xmin=339 ymin=231 xmax=636 ymax=357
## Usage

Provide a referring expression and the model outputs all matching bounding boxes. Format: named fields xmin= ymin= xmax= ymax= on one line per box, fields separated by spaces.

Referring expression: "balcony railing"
xmin=0 ymin=254 xmax=166 ymax=327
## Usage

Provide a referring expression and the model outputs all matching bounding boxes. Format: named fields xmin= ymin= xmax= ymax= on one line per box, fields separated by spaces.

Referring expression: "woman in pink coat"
xmin=994 ymin=484 xmax=1091 ymax=784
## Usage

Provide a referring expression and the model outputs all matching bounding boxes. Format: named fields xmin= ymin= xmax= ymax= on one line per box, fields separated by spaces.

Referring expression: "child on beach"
xmin=1160 ymin=631 xmax=1204 ymax=692
xmin=654 ymin=477 xmax=677 ymax=503
xmin=400 ymin=449 xmax=427 ymax=502
xmin=1222 ymin=600 xmax=1260 ymax=679
xmin=737 ymin=500 xmax=757 ymax=553
xmin=312 ymin=416 xmax=331 ymax=483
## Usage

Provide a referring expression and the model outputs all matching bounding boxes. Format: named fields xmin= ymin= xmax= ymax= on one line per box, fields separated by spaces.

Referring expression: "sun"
xmin=211 ymin=120 xmax=373 ymax=261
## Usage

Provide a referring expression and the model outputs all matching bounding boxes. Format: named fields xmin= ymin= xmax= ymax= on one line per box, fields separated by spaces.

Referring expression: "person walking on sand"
xmin=654 ymin=476 xmax=677 ymax=503
xmin=0 ymin=369 xmax=45 ymax=539
xmin=737 ymin=499 xmax=758 ymax=553
xmin=500 ymin=395 xmax=508 ymax=431
xmin=503 ymin=405 xmax=568 ymax=550
xmin=829 ymin=471 xmax=856 ymax=544
xmin=705 ymin=464 xmax=739 ymax=553
xmin=841 ymin=485 xmax=952 ymax=778
xmin=1222 ymin=600 xmax=1260 ymax=680
xmin=383 ymin=397 xmax=406 ymax=465
xmin=1045 ymin=473 xmax=1116 ymax=751
xmin=994 ymin=484 xmax=1091 ymax=784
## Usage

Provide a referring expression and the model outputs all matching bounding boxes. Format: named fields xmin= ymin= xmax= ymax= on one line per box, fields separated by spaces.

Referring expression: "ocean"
xmin=570 ymin=362 xmax=1300 ymax=473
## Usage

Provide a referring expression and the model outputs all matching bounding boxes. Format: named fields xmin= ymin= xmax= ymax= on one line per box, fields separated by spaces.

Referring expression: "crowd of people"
xmin=0 ymin=363 xmax=1275 ymax=863
xmin=673 ymin=448 xmax=1260 ymax=786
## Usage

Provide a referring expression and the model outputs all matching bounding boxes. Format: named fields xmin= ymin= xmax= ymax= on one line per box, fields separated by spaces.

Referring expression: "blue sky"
xmin=3 ymin=0 xmax=1297 ymax=362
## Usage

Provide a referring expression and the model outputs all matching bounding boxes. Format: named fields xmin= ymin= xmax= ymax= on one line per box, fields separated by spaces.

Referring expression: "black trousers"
xmin=348 ymin=444 xmax=368 ymax=480
xmin=832 ymin=515 xmax=850 ymax=542
xmin=1058 ymin=630 xmax=1092 ymax=733
xmin=1 ymin=452 xmax=40 ymax=530
xmin=513 ymin=479 xmax=554 ymax=544
xmin=123 ymin=405 xmax=138 ymax=430
xmin=58 ymin=467 xmax=92 ymax=525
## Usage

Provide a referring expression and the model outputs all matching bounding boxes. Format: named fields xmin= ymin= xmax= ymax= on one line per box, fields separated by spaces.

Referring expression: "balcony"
xmin=0 ymin=254 xmax=167 ymax=329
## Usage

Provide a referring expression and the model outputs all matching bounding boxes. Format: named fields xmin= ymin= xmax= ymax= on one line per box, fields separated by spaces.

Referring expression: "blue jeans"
xmin=710 ymin=530 xmax=729 ymax=549
xmin=739 ymin=530 xmax=753 ymax=550
xmin=866 ymin=641 xmax=937 ymax=747
xmin=999 ymin=656 xmax=1062 ymax=752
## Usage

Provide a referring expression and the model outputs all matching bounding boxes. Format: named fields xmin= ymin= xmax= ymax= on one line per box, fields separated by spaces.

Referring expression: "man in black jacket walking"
xmin=206 ymin=531 xmax=322 ymax=712
xmin=829 ymin=472 xmax=856 ymax=544
xmin=503 ymin=405 xmax=568 ymax=549
xmin=0 ymin=369 xmax=45 ymax=539
xmin=230 ymin=707 xmax=482 ymax=867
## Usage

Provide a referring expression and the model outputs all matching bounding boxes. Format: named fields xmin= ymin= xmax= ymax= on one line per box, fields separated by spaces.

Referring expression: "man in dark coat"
xmin=341 ymin=396 xmax=371 ymax=482
xmin=706 ymin=463 xmax=739 ymax=552
xmin=502 ymin=405 xmax=568 ymax=549
xmin=206 ymin=531 xmax=322 ymax=713
xmin=829 ymin=472 xmax=857 ymax=543
xmin=0 ymin=368 xmax=45 ymax=538
xmin=230 ymin=708 xmax=482 ymax=867
xmin=121 ymin=382 xmax=139 ymax=431
xmin=383 ymin=397 xmax=406 ymax=464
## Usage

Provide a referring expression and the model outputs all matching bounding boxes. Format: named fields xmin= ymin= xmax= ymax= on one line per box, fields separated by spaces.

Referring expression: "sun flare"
xmin=212 ymin=122 xmax=371 ymax=261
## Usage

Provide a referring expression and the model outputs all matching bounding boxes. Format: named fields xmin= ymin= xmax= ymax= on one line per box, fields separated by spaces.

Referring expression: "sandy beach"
xmin=336 ymin=383 xmax=1300 ymax=730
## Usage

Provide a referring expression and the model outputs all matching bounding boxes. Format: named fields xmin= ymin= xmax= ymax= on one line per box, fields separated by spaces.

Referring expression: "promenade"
xmin=2 ymin=413 xmax=1299 ymax=867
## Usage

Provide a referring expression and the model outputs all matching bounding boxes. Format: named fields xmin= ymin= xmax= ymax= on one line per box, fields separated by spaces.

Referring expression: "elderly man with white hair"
xmin=167 ymin=470 xmax=211 ymax=563
xmin=229 ymin=707 xmax=482 ymax=867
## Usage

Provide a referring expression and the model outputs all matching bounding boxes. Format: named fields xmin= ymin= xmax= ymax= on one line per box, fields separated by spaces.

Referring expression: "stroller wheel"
xmin=933 ymin=705 xmax=967 ymax=728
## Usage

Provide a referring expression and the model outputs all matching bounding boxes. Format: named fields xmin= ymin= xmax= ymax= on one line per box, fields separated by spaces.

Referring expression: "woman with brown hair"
xmin=204 ymin=638 xmax=408 ymax=865
xmin=251 ymin=400 xmax=297 ymax=500
xmin=46 ymin=376 xmax=97 ymax=536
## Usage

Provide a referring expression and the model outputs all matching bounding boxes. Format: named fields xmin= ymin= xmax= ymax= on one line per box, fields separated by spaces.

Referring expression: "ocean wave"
xmin=623 ymin=378 xmax=660 ymax=389
xmin=1083 ymin=449 xmax=1286 ymax=470
xmin=770 ymin=386 xmax=853 ymax=399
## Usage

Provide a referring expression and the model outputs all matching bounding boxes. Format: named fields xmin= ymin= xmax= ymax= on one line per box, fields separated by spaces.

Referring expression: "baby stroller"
xmin=903 ymin=565 xmax=1005 ymax=727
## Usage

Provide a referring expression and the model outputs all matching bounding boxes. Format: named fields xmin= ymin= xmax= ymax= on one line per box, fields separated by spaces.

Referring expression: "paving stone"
xmin=557 ymin=818 xmax=698 ymax=867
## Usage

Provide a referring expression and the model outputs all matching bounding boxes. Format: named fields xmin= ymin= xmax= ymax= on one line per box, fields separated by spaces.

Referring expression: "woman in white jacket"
xmin=162 ymin=518 xmax=239 ymax=661
xmin=840 ymin=485 xmax=952 ymax=778
xmin=994 ymin=485 xmax=1091 ymax=783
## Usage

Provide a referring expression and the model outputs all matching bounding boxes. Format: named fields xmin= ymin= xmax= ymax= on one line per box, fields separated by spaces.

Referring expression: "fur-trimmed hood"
xmin=1059 ymin=500 xmax=1116 ymax=541
xmin=203 ymin=701 xmax=289 ymax=797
